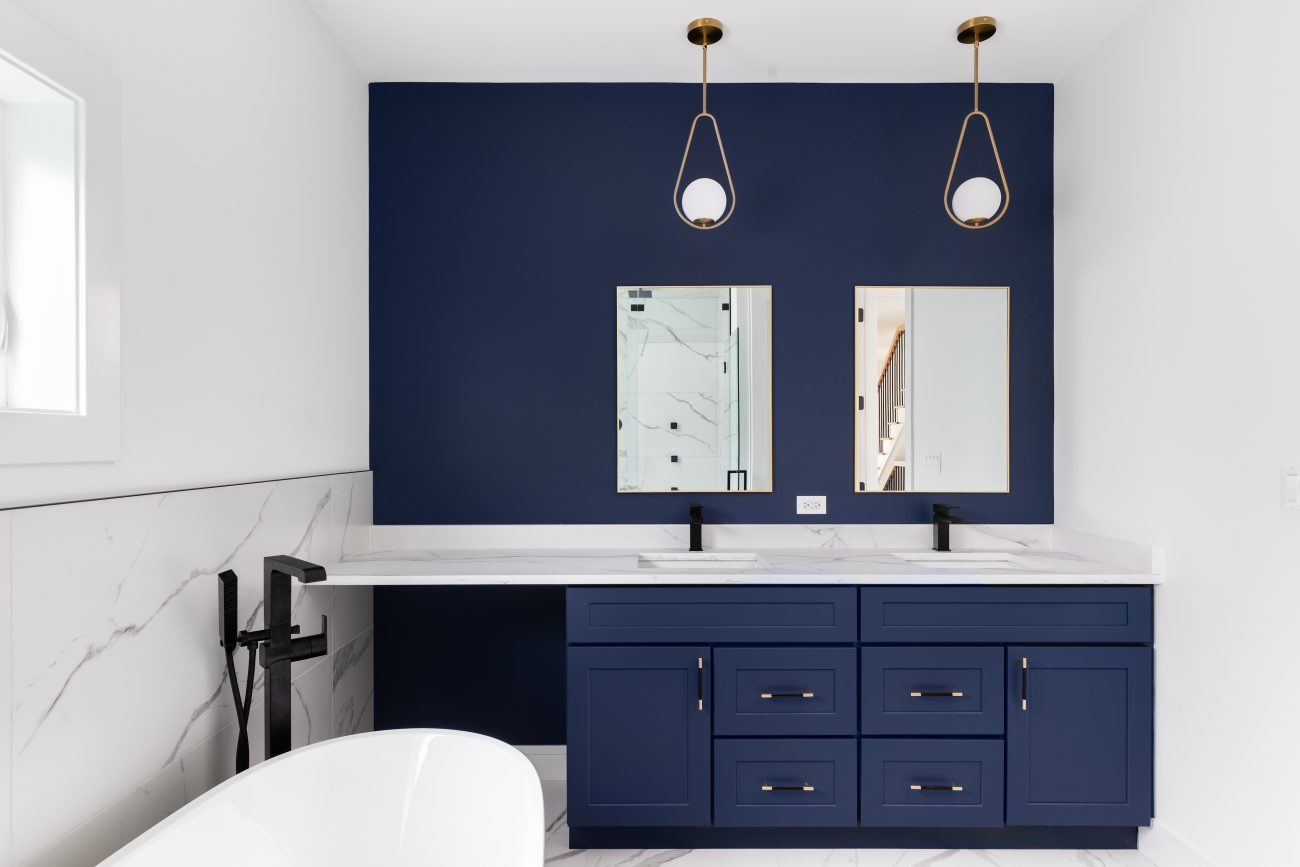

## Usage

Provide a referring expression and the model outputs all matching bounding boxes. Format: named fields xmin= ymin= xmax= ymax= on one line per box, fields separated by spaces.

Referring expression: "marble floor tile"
xmin=540 ymin=784 xmax=1161 ymax=867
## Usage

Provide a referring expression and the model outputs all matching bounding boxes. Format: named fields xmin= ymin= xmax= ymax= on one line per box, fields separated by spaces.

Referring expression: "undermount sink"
xmin=637 ymin=552 xmax=767 ymax=570
xmin=892 ymin=551 xmax=1023 ymax=569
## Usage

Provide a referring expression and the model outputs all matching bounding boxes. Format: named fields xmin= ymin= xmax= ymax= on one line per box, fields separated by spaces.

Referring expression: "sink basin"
xmin=892 ymin=551 xmax=1022 ymax=569
xmin=637 ymin=552 xmax=766 ymax=570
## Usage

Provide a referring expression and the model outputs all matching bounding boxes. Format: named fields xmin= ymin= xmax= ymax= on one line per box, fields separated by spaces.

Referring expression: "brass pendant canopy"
xmin=686 ymin=18 xmax=724 ymax=46
xmin=944 ymin=16 xmax=1011 ymax=229
xmin=956 ymin=16 xmax=997 ymax=44
xmin=673 ymin=17 xmax=737 ymax=230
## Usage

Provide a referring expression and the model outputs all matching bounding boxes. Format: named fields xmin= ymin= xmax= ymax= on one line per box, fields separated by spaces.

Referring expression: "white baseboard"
xmin=1140 ymin=821 xmax=1218 ymax=867
xmin=516 ymin=745 xmax=566 ymax=781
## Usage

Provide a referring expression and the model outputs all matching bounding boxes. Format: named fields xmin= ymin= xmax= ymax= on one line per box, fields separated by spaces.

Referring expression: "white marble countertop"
xmin=323 ymin=546 xmax=1160 ymax=586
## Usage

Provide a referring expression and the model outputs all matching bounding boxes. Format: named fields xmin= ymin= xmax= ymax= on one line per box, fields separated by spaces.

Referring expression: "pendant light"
xmin=673 ymin=18 xmax=736 ymax=229
xmin=944 ymin=16 xmax=1010 ymax=229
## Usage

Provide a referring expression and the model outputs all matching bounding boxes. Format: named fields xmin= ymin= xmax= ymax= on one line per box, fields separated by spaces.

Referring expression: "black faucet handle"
xmin=690 ymin=503 xmax=703 ymax=520
xmin=289 ymin=615 xmax=329 ymax=664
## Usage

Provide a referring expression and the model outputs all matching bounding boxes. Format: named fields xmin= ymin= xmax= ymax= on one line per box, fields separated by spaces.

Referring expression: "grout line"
xmin=0 ymin=469 xmax=371 ymax=513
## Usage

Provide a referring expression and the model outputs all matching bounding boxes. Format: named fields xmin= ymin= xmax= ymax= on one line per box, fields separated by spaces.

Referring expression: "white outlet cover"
xmin=1284 ymin=466 xmax=1299 ymax=510
xmin=797 ymin=495 xmax=827 ymax=515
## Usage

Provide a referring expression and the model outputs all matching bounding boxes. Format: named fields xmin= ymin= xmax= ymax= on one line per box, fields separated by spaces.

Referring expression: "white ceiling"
xmin=306 ymin=0 xmax=1146 ymax=84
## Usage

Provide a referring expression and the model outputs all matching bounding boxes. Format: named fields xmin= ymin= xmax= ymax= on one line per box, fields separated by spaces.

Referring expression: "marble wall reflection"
xmin=0 ymin=472 xmax=373 ymax=867
xmin=617 ymin=286 xmax=772 ymax=492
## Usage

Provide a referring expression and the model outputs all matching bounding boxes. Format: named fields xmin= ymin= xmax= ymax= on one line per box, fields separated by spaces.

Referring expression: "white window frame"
xmin=0 ymin=3 xmax=120 ymax=464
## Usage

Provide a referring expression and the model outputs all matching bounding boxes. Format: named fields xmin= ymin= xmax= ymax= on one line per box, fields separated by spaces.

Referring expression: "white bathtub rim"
xmin=94 ymin=728 xmax=540 ymax=866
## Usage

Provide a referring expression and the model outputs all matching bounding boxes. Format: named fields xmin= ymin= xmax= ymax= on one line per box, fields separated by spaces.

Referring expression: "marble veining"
xmin=6 ymin=471 xmax=374 ymax=867
xmin=338 ymin=523 xmax=1160 ymax=586
xmin=539 ymin=783 xmax=1162 ymax=866
xmin=327 ymin=547 xmax=1158 ymax=586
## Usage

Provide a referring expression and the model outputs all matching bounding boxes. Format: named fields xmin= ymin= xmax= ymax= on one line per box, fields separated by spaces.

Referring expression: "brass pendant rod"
xmin=973 ymin=34 xmax=980 ymax=113
xmin=702 ymin=42 xmax=708 ymax=114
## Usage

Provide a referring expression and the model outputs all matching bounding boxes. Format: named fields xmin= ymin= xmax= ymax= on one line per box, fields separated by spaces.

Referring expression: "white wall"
xmin=0 ymin=0 xmax=369 ymax=507
xmin=1055 ymin=1 xmax=1300 ymax=864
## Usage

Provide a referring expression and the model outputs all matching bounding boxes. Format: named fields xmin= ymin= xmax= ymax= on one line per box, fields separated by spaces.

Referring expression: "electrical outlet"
xmin=797 ymin=495 xmax=827 ymax=515
xmin=1284 ymin=466 xmax=1299 ymax=510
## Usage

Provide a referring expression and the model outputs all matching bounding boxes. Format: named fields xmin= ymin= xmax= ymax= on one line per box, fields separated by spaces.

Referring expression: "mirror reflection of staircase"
xmin=876 ymin=326 xmax=906 ymax=491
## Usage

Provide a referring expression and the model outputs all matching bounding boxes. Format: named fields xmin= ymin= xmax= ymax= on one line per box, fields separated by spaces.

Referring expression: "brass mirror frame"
xmin=616 ymin=284 xmax=774 ymax=494
xmin=853 ymin=285 xmax=1010 ymax=494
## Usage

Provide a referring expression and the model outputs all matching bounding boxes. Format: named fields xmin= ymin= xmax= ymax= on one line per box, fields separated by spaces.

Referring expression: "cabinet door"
xmin=1006 ymin=646 xmax=1153 ymax=826
xmin=567 ymin=646 xmax=711 ymax=826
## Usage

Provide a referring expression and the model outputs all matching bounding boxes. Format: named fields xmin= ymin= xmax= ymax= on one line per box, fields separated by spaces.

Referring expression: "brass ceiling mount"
xmin=687 ymin=17 xmax=724 ymax=46
xmin=956 ymin=16 xmax=997 ymax=44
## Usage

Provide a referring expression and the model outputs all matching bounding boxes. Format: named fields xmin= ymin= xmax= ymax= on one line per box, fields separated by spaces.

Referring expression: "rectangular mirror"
xmin=617 ymin=285 xmax=772 ymax=492
xmin=855 ymin=286 xmax=1009 ymax=493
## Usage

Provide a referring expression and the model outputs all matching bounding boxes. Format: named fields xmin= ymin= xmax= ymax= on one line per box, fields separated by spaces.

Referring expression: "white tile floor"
xmin=541 ymin=783 xmax=1161 ymax=866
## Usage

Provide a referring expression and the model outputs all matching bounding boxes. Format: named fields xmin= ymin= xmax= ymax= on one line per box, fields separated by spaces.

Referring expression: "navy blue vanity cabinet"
xmin=567 ymin=585 xmax=1154 ymax=849
xmin=1006 ymin=646 xmax=1154 ymax=827
xmin=567 ymin=645 xmax=711 ymax=826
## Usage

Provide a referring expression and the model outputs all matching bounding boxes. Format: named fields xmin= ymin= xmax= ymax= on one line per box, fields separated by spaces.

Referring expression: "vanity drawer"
xmin=861 ymin=646 xmax=1003 ymax=735
xmin=860 ymin=739 xmax=1004 ymax=827
xmin=860 ymin=586 xmax=1153 ymax=644
xmin=714 ymin=647 xmax=857 ymax=736
xmin=714 ymin=739 xmax=858 ymax=827
xmin=567 ymin=588 xmax=857 ymax=644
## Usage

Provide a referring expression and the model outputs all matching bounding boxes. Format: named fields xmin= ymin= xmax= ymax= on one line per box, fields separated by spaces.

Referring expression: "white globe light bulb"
xmin=681 ymin=177 xmax=727 ymax=226
xmin=952 ymin=176 xmax=1003 ymax=225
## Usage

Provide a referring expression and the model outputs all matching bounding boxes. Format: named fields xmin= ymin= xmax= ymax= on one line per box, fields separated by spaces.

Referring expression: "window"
xmin=0 ymin=55 xmax=79 ymax=414
xmin=0 ymin=3 xmax=120 ymax=464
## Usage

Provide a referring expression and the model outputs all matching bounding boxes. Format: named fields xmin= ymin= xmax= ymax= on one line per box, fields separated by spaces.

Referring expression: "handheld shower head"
xmin=218 ymin=570 xmax=239 ymax=648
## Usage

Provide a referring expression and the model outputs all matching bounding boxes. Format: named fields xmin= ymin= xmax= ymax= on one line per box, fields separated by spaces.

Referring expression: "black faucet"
xmin=216 ymin=555 xmax=329 ymax=772
xmin=689 ymin=504 xmax=703 ymax=552
xmin=261 ymin=555 xmax=329 ymax=760
xmin=932 ymin=504 xmax=961 ymax=552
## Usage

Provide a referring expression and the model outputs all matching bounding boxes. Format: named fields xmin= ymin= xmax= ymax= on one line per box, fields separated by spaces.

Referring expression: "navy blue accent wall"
xmin=370 ymin=83 xmax=1053 ymax=525
xmin=375 ymin=586 xmax=567 ymax=744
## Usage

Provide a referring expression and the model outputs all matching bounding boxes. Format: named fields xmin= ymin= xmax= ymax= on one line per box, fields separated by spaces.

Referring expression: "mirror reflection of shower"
xmin=617 ymin=286 xmax=772 ymax=493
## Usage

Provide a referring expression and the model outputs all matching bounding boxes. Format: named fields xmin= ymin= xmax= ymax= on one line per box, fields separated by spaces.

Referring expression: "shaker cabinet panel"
xmin=1006 ymin=646 xmax=1153 ymax=827
xmin=860 ymin=738 xmax=1005 ymax=827
xmin=861 ymin=646 xmax=1004 ymax=735
xmin=567 ymin=587 xmax=858 ymax=644
xmin=567 ymin=646 xmax=711 ymax=827
xmin=860 ymin=587 xmax=1153 ymax=644
xmin=714 ymin=647 xmax=857 ymax=736
xmin=714 ymin=738 xmax=858 ymax=827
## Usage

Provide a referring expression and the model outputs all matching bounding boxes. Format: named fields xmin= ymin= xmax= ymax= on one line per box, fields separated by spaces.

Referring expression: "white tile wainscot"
xmin=1 ymin=471 xmax=373 ymax=867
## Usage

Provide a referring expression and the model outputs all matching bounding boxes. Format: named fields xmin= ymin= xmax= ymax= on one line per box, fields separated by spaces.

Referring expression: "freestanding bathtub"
xmin=97 ymin=729 xmax=544 ymax=866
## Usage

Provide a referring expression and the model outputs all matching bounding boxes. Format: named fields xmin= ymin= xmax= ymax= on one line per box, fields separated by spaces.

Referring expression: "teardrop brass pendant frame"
xmin=673 ymin=18 xmax=737 ymax=230
xmin=674 ymin=112 xmax=737 ymax=229
xmin=944 ymin=110 xmax=1010 ymax=229
xmin=944 ymin=16 xmax=1010 ymax=229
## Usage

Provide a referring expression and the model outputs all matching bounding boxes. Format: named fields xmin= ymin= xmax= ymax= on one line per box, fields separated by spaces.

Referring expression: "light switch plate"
xmin=1283 ymin=466 xmax=1299 ymax=510
xmin=797 ymin=495 xmax=827 ymax=515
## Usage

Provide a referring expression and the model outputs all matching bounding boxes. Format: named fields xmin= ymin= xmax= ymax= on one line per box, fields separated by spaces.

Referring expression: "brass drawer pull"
xmin=909 ymin=690 xmax=964 ymax=698
xmin=762 ymin=783 xmax=815 ymax=792
xmin=760 ymin=691 xmax=815 ymax=699
xmin=910 ymin=784 xmax=964 ymax=792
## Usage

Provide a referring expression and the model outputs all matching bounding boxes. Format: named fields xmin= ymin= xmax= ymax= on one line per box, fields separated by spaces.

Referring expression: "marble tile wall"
xmin=618 ymin=289 xmax=732 ymax=492
xmin=0 ymin=471 xmax=373 ymax=867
